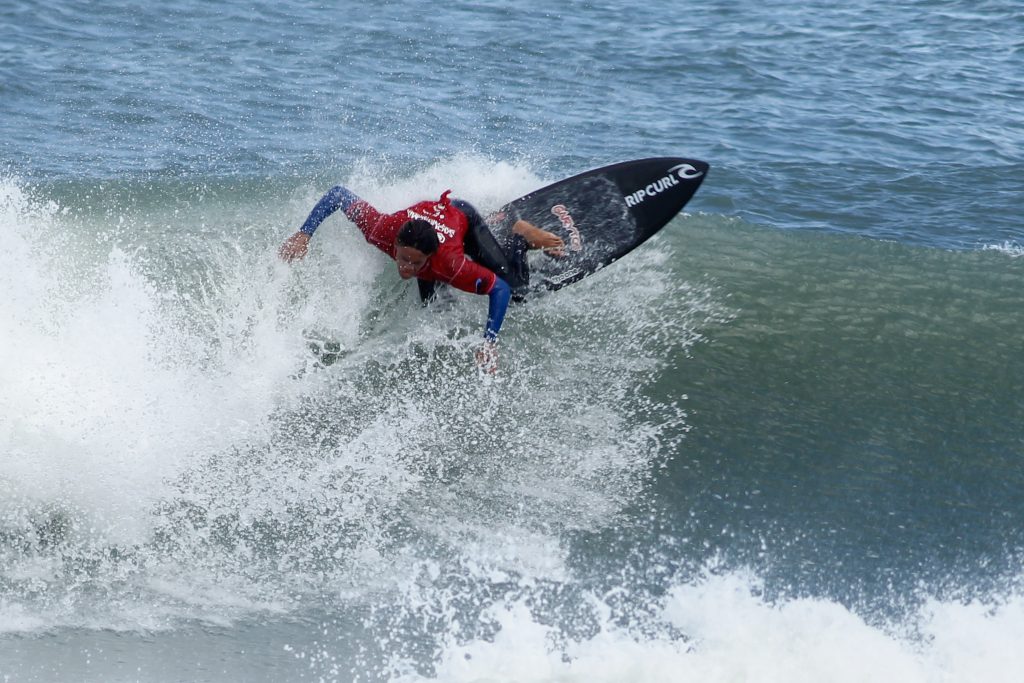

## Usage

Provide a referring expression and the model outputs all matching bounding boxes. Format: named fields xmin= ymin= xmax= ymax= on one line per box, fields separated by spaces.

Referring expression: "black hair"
xmin=396 ymin=219 xmax=440 ymax=254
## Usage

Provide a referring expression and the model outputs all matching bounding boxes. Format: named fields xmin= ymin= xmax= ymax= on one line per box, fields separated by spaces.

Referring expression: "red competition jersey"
xmin=347 ymin=191 xmax=497 ymax=295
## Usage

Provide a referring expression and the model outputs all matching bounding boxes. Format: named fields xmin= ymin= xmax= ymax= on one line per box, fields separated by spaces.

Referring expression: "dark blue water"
xmin=2 ymin=1 xmax=1023 ymax=681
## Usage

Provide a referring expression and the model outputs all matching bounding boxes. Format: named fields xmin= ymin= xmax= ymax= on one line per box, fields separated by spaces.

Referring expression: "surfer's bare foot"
xmin=513 ymin=220 xmax=565 ymax=256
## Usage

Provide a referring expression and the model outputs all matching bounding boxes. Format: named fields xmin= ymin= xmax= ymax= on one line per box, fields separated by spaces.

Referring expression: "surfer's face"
xmin=395 ymin=244 xmax=430 ymax=279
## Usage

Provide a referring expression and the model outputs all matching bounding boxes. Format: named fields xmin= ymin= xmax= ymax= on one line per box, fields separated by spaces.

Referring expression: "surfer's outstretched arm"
xmin=280 ymin=185 xmax=372 ymax=261
xmin=484 ymin=277 xmax=511 ymax=342
xmin=474 ymin=276 xmax=510 ymax=374
xmin=300 ymin=185 xmax=361 ymax=235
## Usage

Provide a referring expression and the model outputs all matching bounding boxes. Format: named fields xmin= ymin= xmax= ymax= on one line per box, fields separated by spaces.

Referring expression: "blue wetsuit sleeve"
xmin=300 ymin=185 xmax=359 ymax=236
xmin=484 ymin=277 xmax=511 ymax=341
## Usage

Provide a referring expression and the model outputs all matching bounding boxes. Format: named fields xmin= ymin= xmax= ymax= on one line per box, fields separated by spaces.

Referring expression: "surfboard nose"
xmin=615 ymin=157 xmax=709 ymax=233
xmin=485 ymin=157 xmax=711 ymax=295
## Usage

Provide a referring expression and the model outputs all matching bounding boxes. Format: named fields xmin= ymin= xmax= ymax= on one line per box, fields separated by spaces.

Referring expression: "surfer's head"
xmin=395 ymin=219 xmax=439 ymax=279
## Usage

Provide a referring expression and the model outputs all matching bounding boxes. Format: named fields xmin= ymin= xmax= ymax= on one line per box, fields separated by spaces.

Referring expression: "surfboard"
xmin=484 ymin=157 xmax=709 ymax=294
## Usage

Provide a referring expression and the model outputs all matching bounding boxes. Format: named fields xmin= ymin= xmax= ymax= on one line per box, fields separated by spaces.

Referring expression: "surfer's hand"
xmin=475 ymin=340 xmax=498 ymax=374
xmin=512 ymin=219 xmax=565 ymax=257
xmin=279 ymin=232 xmax=310 ymax=262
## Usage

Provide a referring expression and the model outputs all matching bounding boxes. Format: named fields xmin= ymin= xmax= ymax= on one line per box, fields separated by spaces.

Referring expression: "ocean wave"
xmin=0 ymin=164 xmax=727 ymax=637
xmin=384 ymin=569 xmax=1024 ymax=683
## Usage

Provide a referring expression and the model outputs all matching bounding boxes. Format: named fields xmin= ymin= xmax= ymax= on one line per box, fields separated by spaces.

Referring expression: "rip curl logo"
xmin=624 ymin=163 xmax=704 ymax=208
xmin=668 ymin=163 xmax=704 ymax=180
xmin=551 ymin=204 xmax=583 ymax=252
xmin=407 ymin=208 xmax=456 ymax=244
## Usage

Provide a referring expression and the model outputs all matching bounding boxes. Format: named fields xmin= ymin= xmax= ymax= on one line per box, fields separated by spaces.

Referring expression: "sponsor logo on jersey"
xmin=623 ymin=163 xmax=704 ymax=208
xmin=407 ymin=208 xmax=457 ymax=244
xmin=551 ymin=204 xmax=583 ymax=252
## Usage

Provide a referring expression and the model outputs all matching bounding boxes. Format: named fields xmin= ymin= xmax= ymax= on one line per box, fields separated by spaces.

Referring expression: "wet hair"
xmin=396 ymin=219 xmax=440 ymax=255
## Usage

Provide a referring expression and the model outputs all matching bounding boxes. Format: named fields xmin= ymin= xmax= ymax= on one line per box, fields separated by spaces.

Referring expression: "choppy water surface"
xmin=2 ymin=0 xmax=1022 ymax=681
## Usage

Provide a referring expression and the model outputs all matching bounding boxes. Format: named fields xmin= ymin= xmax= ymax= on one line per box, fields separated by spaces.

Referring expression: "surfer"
xmin=279 ymin=185 xmax=563 ymax=372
